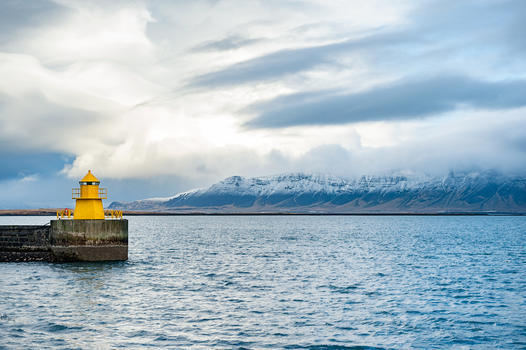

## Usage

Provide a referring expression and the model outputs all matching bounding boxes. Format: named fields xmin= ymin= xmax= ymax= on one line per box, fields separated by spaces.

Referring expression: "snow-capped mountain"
xmin=109 ymin=171 xmax=526 ymax=213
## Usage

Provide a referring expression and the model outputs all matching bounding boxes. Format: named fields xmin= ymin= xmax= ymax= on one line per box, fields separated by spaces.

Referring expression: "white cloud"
xmin=17 ymin=0 xmax=155 ymax=66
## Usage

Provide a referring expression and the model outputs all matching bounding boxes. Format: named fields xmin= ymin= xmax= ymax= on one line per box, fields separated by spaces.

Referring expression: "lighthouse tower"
xmin=72 ymin=170 xmax=107 ymax=220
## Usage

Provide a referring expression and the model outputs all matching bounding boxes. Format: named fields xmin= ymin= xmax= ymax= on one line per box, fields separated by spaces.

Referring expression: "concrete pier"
xmin=0 ymin=225 xmax=53 ymax=262
xmin=0 ymin=220 xmax=128 ymax=262
xmin=50 ymin=219 xmax=128 ymax=261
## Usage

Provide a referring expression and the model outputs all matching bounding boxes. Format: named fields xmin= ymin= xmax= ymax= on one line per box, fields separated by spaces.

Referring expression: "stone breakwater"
xmin=0 ymin=220 xmax=128 ymax=262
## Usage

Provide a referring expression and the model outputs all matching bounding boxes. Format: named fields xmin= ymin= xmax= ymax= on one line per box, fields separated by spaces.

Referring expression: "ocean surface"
xmin=0 ymin=215 xmax=525 ymax=349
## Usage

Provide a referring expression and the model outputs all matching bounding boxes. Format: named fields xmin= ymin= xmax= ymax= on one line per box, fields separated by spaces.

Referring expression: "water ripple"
xmin=0 ymin=215 xmax=525 ymax=349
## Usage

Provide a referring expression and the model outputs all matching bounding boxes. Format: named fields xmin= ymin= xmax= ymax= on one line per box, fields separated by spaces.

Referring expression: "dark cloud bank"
xmin=244 ymin=75 xmax=526 ymax=128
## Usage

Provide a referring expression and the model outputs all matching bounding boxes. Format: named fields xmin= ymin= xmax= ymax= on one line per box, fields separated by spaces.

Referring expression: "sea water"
xmin=0 ymin=215 xmax=525 ymax=349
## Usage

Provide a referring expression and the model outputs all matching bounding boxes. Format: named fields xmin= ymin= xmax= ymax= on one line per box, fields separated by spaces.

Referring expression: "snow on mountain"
xmin=109 ymin=171 xmax=526 ymax=213
xmin=188 ymin=173 xmax=434 ymax=195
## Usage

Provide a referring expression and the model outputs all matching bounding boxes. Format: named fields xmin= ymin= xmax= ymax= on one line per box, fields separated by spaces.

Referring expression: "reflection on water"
xmin=53 ymin=262 xmax=130 ymax=313
xmin=1 ymin=215 xmax=525 ymax=349
xmin=52 ymin=261 xmax=128 ymax=277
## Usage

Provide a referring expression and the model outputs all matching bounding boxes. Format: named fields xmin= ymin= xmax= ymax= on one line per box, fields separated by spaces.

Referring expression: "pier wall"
xmin=0 ymin=220 xmax=128 ymax=262
xmin=0 ymin=225 xmax=52 ymax=262
xmin=50 ymin=220 xmax=128 ymax=261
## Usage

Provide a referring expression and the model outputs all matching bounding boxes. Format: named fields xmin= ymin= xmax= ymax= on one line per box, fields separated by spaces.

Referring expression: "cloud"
xmin=244 ymin=75 xmax=526 ymax=128
xmin=188 ymin=34 xmax=396 ymax=87
xmin=282 ymin=109 xmax=526 ymax=177
xmin=0 ymin=90 xmax=121 ymax=155
xmin=192 ymin=35 xmax=263 ymax=52
xmin=188 ymin=0 xmax=526 ymax=88
xmin=0 ymin=152 xmax=72 ymax=181
xmin=0 ymin=0 xmax=67 ymax=45
xmin=0 ymin=151 xmax=74 ymax=209
xmin=190 ymin=40 xmax=343 ymax=86
xmin=8 ymin=0 xmax=155 ymax=66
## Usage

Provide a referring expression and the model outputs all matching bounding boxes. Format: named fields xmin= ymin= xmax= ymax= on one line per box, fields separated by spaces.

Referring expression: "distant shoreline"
xmin=0 ymin=209 xmax=524 ymax=216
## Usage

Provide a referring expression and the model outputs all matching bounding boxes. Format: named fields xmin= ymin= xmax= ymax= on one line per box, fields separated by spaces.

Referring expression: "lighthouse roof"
xmin=80 ymin=170 xmax=100 ymax=183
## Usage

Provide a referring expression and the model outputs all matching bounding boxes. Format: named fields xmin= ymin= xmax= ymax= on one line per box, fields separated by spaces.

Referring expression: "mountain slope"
xmin=109 ymin=171 xmax=526 ymax=213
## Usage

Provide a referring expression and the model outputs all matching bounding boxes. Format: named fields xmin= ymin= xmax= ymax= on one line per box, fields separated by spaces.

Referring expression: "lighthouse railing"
xmin=104 ymin=209 xmax=123 ymax=219
xmin=72 ymin=188 xmax=108 ymax=199
xmin=72 ymin=188 xmax=80 ymax=199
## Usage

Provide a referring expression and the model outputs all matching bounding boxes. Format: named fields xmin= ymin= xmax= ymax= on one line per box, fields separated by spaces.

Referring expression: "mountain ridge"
xmin=108 ymin=171 xmax=526 ymax=213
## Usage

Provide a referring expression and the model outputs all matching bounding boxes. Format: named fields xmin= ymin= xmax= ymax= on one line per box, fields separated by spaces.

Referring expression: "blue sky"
xmin=0 ymin=0 xmax=525 ymax=208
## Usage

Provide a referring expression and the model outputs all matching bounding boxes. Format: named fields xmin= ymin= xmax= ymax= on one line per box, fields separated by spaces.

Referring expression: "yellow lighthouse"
xmin=72 ymin=170 xmax=107 ymax=220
